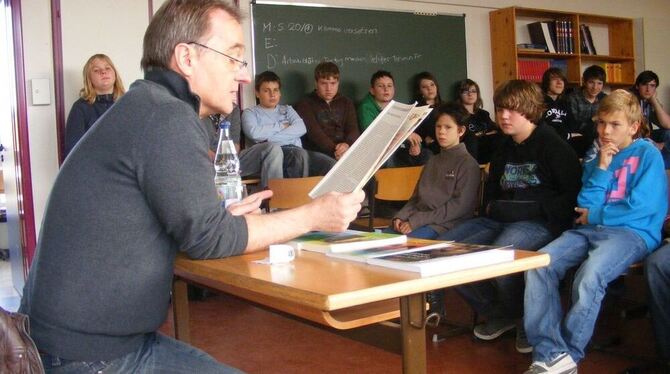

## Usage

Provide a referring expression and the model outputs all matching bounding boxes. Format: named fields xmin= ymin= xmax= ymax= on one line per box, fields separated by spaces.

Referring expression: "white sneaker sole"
xmin=473 ymin=323 xmax=515 ymax=340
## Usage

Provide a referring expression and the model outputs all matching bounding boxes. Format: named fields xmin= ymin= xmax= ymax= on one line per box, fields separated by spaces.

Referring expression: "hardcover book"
xmin=367 ymin=243 xmax=515 ymax=276
xmin=288 ymin=230 xmax=407 ymax=254
xmin=326 ymin=239 xmax=452 ymax=263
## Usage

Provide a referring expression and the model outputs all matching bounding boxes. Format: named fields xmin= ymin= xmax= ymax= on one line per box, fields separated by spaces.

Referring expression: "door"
xmin=0 ymin=0 xmax=37 ymax=298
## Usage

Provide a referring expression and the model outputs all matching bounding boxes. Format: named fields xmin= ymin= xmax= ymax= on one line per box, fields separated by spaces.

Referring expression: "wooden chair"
xmin=267 ymin=176 xmax=323 ymax=210
xmin=352 ymin=166 xmax=423 ymax=231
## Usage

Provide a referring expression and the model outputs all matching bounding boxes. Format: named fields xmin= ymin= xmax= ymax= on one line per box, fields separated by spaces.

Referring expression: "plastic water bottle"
xmin=214 ymin=120 xmax=243 ymax=207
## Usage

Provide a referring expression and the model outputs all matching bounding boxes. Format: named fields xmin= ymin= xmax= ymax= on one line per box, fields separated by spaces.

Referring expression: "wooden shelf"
xmin=490 ymin=7 xmax=635 ymax=89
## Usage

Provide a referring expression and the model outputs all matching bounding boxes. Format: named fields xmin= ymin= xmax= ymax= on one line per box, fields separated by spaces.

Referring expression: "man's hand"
xmin=575 ymin=207 xmax=589 ymax=225
xmin=393 ymin=218 xmax=412 ymax=234
xmin=409 ymin=143 xmax=421 ymax=156
xmin=407 ymin=132 xmax=422 ymax=147
xmin=228 ymin=190 xmax=273 ymax=216
xmin=308 ymin=189 xmax=365 ymax=232
xmin=334 ymin=142 xmax=349 ymax=160
xmin=598 ymin=141 xmax=619 ymax=170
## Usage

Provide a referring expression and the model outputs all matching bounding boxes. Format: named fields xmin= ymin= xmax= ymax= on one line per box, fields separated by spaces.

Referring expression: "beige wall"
xmin=19 ymin=0 xmax=670 ymax=234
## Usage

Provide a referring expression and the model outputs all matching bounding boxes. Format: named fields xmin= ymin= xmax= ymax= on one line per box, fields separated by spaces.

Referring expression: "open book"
xmin=367 ymin=243 xmax=515 ymax=277
xmin=309 ymin=101 xmax=432 ymax=198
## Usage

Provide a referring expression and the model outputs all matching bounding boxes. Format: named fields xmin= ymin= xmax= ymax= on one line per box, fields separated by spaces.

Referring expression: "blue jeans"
xmin=437 ymin=217 xmax=554 ymax=319
xmin=646 ymin=242 xmax=670 ymax=362
xmin=383 ymin=225 xmax=439 ymax=239
xmin=281 ymin=145 xmax=308 ymax=178
xmin=239 ymin=142 xmax=283 ymax=188
xmin=524 ymin=226 xmax=649 ymax=363
xmin=306 ymin=150 xmax=336 ymax=176
xmin=40 ymin=332 xmax=242 ymax=374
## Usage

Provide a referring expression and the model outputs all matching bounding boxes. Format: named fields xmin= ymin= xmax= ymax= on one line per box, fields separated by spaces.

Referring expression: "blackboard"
xmin=251 ymin=3 xmax=467 ymax=106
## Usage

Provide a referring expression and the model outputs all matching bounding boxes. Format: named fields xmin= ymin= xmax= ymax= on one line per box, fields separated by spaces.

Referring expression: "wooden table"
xmin=173 ymin=248 xmax=549 ymax=374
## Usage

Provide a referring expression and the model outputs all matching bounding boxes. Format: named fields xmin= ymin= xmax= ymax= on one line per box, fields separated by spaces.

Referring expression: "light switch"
xmin=31 ymin=78 xmax=50 ymax=105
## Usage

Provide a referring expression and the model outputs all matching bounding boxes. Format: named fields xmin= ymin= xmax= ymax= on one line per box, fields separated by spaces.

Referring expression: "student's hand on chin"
xmin=574 ymin=207 xmax=589 ymax=225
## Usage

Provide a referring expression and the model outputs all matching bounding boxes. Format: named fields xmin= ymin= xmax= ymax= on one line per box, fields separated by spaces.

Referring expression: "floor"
xmin=159 ymin=284 xmax=658 ymax=374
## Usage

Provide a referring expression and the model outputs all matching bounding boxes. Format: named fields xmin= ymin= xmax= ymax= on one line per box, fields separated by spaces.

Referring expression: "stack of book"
xmin=287 ymin=230 xmax=515 ymax=277
xmin=517 ymin=43 xmax=547 ymax=53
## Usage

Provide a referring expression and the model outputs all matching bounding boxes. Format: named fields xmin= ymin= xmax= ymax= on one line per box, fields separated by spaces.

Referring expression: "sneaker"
xmin=516 ymin=326 xmax=533 ymax=353
xmin=473 ymin=318 xmax=515 ymax=340
xmin=524 ymin=353 xmax=578 ymax=374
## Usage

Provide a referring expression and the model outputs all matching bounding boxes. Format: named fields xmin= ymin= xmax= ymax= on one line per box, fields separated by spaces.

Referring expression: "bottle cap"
xmin=219 ymin=120 xmax=231 ymax=130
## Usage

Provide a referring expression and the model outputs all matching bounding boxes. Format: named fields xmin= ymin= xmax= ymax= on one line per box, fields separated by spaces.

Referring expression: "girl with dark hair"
xmin=412 ymin=72 xmax=443 ymax=154
xmin=456 ymin=79 xmax=499 ymax=164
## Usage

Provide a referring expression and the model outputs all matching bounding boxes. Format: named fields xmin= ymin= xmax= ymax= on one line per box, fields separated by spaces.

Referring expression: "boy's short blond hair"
xmin=493 ymin=80 xmax=545 ymax=124
xmin=597 ymin=89 xmax=649 ymax=138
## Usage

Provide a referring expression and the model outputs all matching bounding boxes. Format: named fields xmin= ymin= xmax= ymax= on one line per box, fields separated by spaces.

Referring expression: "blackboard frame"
xmin=251 ymin=2 xmax=467 ymax=107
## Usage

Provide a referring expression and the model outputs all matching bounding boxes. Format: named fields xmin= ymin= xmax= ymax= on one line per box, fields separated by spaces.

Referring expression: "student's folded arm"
xmin=285 ymin=107 xmax=307 ymax=137
xmin=241 ymin=110 xmax=280 ymax=143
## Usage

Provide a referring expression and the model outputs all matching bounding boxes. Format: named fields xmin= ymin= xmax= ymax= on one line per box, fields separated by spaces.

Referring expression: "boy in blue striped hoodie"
xmin=523 ymin=89 xmax=668 ymax=374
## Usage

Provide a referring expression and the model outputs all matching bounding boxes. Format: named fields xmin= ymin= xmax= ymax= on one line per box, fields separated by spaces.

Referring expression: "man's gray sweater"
xmin=20 ymin=69 xmax=248 ymax=361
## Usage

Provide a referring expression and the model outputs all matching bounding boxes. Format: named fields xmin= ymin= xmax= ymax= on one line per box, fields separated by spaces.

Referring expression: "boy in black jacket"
xmin=438 ymin=80 xmax=582 ymax=353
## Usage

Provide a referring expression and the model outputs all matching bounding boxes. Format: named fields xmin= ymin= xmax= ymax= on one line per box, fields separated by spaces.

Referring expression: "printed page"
xmin=309 ymin=101 xmax=431 ymax=198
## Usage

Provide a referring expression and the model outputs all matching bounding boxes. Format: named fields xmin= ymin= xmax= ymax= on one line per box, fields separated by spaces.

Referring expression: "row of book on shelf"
xmin=525 ymin=21 xmax=600 ymax=56
xmin=517 ymin=59 xmax=567 ymax=82
xmin=287 ymin=230 xmax=514 ymax=277
xmin=527 ymin=20 xmax=574 ymax=54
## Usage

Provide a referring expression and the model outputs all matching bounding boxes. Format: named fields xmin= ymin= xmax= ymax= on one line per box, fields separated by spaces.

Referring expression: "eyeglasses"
xmin=188 ymin=42 xmax=248 ymax=71
xmin=460 ymin=89 xmax=478 ymax=95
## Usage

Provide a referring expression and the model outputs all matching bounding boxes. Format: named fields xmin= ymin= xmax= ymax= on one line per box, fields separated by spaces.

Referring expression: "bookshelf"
xmin=489 ymin=7 xmax=635 ymax=89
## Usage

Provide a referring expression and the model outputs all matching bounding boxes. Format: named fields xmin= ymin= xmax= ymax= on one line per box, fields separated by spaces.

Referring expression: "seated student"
xmin=412 ymin=72 xmax=444 ymax=155
xmin=437 ymin=80 xmax=582 ymax=353
xmin=640 ymin=232 xmax=670 ymax=373
xmin=295 ymin=61 xmax=358 ymax=172
xmin=456 ymin=78 xmax=500 ymax=164
xmin=359 ymin=70 xmax=430 ymax=167
xmin=203 ymin=105 xmax=283 ymax=189
xmin=385 ymin=103 xmax=480 ymax=239
xmin=631 ymin=70 xmax=670 ymax=168
xmin=566 ymin=65 xmax=608 ymax=157
xmin=541 ymin=67 xmax=574 ymax=141
xmin=242 ymin=71 xmax=334 ymax=177
xmin=524 ymin=89 xmax=667 ymax=373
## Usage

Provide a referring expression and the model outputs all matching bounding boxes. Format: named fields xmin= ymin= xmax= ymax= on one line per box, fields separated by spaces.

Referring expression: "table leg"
xmin=172 ymin=278 xmax=191 ymax=343
xmin=400 ymin=293 xmax=427 ymax=374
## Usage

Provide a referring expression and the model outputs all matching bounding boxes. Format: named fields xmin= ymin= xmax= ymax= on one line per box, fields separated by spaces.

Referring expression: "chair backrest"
xmin=268 ymin=176 xmax=323 ymax=210
xmin=374 ymin=166 xmax=423 ymax=201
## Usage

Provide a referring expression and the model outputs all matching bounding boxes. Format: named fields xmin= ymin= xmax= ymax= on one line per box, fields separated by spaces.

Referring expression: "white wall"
xmin=61 ymin=0 xmax=147 ymax=113
xmin=21 ymin=0 xmax=58 ymax=236
xmin=19 ymin=0 xmax=670 ymax=235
